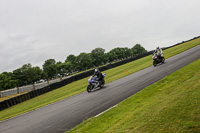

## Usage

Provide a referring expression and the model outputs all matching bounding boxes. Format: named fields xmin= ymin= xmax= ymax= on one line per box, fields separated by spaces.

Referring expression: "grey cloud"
xmin=0 ymin=0 xmax=200 ymax=73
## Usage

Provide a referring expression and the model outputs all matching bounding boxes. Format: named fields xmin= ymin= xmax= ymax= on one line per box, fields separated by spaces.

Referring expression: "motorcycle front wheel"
xmin=153 ymin=60 xmax=157 ymax=67
xmin=161 ymin=57 xmax=165 ymax=64
xmin=87 ymin=84 xmax=94 ymax=93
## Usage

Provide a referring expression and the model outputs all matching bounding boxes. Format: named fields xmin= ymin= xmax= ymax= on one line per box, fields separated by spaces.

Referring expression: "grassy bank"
xmin=0 ymin=38 xmax=199 ymax=121
xmin=68 ymin=59 xmax=200 ymax=133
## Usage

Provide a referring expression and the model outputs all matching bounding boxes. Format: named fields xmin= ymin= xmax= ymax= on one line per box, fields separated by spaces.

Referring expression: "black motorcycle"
xmin=152 ymin=53 xmax=165 ymax=67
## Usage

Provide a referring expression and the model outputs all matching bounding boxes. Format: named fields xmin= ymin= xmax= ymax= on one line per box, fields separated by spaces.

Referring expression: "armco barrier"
xmin=0 ymin=36 xmax=199 ymax=111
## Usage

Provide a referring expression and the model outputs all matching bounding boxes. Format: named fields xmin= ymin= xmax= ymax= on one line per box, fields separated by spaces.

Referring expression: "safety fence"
xmin=0 ymin=77 xmax=69 ymax=98
xmin=0 ymin=36 xmax=199 ymax=111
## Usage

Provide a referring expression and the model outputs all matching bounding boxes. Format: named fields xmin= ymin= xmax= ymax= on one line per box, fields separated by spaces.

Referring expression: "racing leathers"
xmin=93 ymin=70 xmax=103 ymax=87
xmin=154 ymin=47 xmax=164 ymax=60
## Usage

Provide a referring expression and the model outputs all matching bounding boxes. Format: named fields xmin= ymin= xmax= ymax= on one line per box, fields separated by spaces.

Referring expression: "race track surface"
xmin=0 ymin=45 xmax=200 ymax=133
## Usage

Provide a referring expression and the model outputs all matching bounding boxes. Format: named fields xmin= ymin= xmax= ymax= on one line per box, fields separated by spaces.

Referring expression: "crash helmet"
xmin=94 ymin=68 xmax=99 ymax=74
xmin=157 ymin=46 xmax=160 ymax=49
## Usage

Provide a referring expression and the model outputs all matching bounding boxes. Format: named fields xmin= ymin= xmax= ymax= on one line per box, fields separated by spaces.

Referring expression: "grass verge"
xmin=67 ymin=58 xmax=200 ymax=133
xmin=0 ymin=38 xmax=199 ymax=121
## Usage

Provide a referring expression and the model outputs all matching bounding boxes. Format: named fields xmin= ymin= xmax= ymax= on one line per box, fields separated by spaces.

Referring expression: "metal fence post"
xmin=0 ymin=91 xmax=2 ymax=98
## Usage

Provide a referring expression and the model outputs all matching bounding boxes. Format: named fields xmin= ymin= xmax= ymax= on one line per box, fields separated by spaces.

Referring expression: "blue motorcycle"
xmin=87 ymin=73 xmax=106 ymax=92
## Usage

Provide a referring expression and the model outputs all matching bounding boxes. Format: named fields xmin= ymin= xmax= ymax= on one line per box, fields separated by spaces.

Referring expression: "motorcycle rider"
xmin=154 ymin=47 xmax=164 ymax=60
xmin=93 ymin=68 xmax=103 ymax=87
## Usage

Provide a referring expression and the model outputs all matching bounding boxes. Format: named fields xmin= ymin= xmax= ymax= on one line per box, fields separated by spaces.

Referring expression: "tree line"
xmin=0 ymin=44 xmax=147 ymax=91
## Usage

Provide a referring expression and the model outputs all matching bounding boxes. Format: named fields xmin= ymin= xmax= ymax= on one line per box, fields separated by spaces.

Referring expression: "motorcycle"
xmin=152 ymin=53 xmax=165 ymax=66
xmin=87 ymin=73 xmax=106 ymax=93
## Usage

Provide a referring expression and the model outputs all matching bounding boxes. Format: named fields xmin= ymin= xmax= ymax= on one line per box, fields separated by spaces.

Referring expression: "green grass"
xmin=67 ymin=58 xmax=200 ymax=133
xmin=0 ymin=38 xmax=199 ymax=121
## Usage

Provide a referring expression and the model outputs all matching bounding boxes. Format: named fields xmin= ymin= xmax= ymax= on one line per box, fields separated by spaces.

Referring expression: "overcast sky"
xmin=0 ymin=0 xmax=200 ymax=73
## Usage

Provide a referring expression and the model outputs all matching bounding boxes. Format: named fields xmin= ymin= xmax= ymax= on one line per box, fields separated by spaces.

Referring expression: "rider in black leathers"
xmin=93 ymin=68 xmax=103 ymax=86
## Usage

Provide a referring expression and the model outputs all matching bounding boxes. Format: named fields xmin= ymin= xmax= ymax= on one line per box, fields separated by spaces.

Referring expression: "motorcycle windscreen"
xmin=88 ymin=76 xmax=92 ymax=83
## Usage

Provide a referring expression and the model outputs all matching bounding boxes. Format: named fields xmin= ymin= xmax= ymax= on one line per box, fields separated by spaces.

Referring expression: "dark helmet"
xmin=157 ymin=47 xmax=160 ymax=49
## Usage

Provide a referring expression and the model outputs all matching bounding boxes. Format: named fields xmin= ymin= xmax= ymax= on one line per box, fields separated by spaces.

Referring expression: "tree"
xmin=132 ymin=44 xmax=147 ymax=55
xmin=65 ymin=61 xmax=73 ymax=74
xmin=12 ymin=63 xmax=32 ymax=86
xmin=43 ymin=59 xmax=57 ymax=80
xmin=107 ymin=50 xmax=118 ymax=62
xmin=12 ymin=63 xmax=43 ymax=85
xmin=65 ymin=54 xmax=76 ymax=63
xmin=91 ymin=48 xmax=106 ymax=66
xmin=25 ymin=66 xmax=43 ymax=84
xmin=0 ymin=72 xmax=18 ymax=91
xmin=110 ymin=48 xmax=125 ymax=60
xmin=76 ymin=53 xmax=92 ymax=71
xmin=56 ymin=62 xmax=72 ymax=77
xmin=124 ymin=47 xmax=133 ymax=58
xmin=65 ymin=54 xmax=77 ymax=72
xmin=13 ymin=68 xmax=24 ymax=86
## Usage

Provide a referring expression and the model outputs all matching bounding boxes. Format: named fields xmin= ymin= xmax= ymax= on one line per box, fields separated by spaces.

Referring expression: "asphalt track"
xmin=0 ymin=45 xmax=200 ymax=133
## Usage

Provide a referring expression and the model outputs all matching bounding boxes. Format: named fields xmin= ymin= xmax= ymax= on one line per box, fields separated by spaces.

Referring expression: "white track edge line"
xmin=95 ymin=104 xmax=118 ymax=117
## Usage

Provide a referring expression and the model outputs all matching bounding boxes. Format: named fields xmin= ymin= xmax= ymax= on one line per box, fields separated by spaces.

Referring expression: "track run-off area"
xmin=0 ymin=45 xmax=200 ymax=133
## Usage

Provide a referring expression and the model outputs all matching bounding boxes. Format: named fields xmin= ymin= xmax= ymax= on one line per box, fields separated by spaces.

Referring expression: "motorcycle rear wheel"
xmin=100 ymin=79 xmax=105 ymax=88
